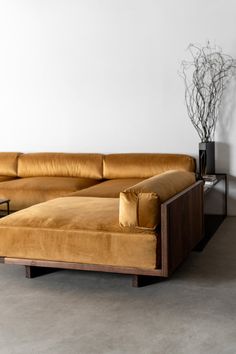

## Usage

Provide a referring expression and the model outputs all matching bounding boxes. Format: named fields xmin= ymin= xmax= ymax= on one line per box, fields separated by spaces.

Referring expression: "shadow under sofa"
xmin=0 ymin=152 xmax=204 ymax=287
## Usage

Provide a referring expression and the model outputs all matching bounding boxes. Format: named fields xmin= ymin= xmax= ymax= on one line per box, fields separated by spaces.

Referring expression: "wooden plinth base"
xmin=132 ymin=275 xmax=165 ymax=287
xmin=25 ymin=266 xmax=163 ymax=288
xmin=25 ymin=265 xmax=58 ymax=279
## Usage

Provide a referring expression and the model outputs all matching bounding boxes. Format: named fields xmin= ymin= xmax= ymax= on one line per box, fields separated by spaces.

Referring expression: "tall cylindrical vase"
xmin=199 ymin=141 xmax=215 ymax=177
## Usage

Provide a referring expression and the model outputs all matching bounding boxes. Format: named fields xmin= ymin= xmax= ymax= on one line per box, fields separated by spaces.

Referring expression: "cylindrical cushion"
xmin=104 ymin=153 xmax=196 ymax=179
xmin=0 ymin=152 xmax=21 ymax=177
xmin=120 ymin=192 xmax=160 ymax=230
xmin=18 ymin=153 xmax=103 ymax=179
xmin=119 ymin=170 xmax=196 ymax=230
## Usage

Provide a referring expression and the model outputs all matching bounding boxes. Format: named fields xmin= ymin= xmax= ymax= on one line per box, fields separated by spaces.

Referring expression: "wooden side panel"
xmin=161 ymin=181 xmax=204 ymax=276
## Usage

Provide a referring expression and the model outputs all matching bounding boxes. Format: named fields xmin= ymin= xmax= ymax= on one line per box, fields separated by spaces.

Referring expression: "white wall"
xmin=0 ymin=0 xmax=236 ymax=214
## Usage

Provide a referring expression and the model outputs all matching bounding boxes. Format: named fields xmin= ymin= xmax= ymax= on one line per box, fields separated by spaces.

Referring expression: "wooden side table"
xmin=196 ymin=173 xmax=227 ymax=251
xmin=0 ymin=199 xmax=10 ymax=217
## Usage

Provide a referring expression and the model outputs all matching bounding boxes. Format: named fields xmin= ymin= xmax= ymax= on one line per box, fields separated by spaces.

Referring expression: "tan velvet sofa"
xmin=0 ymin=152 xmax=203 ymax=287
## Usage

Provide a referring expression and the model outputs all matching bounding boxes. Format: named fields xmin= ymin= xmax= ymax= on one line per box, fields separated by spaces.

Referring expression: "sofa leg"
xmin=25 ymin=265 xmax=58 ymax=279
xmin=132 ymin=275 xmax=164 ymax=287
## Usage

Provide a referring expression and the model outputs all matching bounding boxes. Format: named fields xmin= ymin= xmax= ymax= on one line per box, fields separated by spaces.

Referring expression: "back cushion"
xmin=18 ymin=153 xmax=103 ymax=179
xmin=0 ymin=152 xmax=21 ymax=176
xmin=103 ymin=153 xmax=195 ymax=179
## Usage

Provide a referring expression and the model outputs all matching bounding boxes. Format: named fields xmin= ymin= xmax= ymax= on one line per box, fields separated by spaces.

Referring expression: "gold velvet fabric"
xmin=0 ymin=197 xmax=158 ymax=269
xmin=0 ymin=152 xmax=21 ymax=177
xmin=0 ymin=176 xmax=17 ymax=182
xmin=0 ymin=177 xmax=100 ymax=211
xmin=119 ymin=170 xmax=196 ymax=230
xmin=18 ymin=153 xmax=103 ymax=179
xmin=103 ymin=153 xmax=196 ymax=179
xmin=69 ymin=178 xmax=144 ymax=198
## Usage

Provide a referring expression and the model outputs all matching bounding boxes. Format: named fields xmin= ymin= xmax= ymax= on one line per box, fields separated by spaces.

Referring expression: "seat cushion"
xmin=0 ymin=197 xmax=158 ymax=269
xmin=103 ymin=153 xmax=195 ymax=179
xmin=0 ymin=177 xmax=100 ymax=211
xmin=70 ymin=178 xmax=144 ymax=198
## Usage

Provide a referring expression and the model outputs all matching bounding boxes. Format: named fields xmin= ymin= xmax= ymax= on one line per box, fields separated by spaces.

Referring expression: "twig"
xmin=180 ymin=42 xmax=236 ymax=142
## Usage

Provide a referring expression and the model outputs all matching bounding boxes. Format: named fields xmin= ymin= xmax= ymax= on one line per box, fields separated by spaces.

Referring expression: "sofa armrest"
xmin=119 ymin=170 xmax=196 ymax=230
xmin=160 ymin=180 xmax=204 ymax=276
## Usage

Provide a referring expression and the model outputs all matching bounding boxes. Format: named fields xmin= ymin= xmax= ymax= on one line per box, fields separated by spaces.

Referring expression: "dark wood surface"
xmin=161 ymin=180 xmax=204 ymax=276
xmin=0 ymin=199 xmax=10 ymax=204
xmin=25 ymin=265 xmax=58 ymax=279
xmin=132 ymin=275 xmax=165 ymax=287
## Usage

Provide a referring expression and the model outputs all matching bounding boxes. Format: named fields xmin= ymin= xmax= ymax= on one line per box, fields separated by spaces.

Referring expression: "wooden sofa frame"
xmin=0 ymin=181 xmax=204 ymax=287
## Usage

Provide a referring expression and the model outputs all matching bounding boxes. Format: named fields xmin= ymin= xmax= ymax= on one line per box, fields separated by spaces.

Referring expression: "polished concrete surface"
xmin=0 ymin=217 xmax=235 ymax=354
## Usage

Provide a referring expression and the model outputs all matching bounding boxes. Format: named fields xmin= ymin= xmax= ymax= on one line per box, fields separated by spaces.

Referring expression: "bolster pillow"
xmin=119 ymin=170 xmax=196 ymax=230
xmin=0 ymin=152 xmax=21 ymax=177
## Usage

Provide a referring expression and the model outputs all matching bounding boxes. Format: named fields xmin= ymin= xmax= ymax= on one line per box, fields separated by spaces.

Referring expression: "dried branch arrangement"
xmin=180 ymin=42 xmax=235 ymax=142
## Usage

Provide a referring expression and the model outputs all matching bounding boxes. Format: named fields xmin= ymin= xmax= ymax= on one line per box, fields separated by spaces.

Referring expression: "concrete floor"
xmin=0 ymin=217 xmax=235 ymax=354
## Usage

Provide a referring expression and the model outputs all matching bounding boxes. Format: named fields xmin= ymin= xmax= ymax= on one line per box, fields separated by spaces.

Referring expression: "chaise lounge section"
xmin=0 ymin=152 xmax=203 ymax=287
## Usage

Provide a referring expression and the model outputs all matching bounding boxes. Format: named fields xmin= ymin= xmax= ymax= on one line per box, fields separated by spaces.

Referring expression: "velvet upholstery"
xmin=0 ymin=152 xmax=21 ymax=177
xmin=18 ymin=153 xmax=103 ymax=179
xmin=0 ymin=177 xmax=17 ymax=183
xmin=0 ymin=152 xmax=197 ymax=272
xmin=119 ymin=170 xmax=196 ymax=230
xmin=70 ymin=178 xmax=144 ymax=198
xmin=0 ymin=197 xmax=158 ymax=269
xmin=0 ymin=177 xmax=100 ymax=211
xmin=103 ymin=153 xmax=196 ymax=179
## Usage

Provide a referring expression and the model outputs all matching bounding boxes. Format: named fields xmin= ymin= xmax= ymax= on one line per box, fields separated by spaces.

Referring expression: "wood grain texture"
xmin=161 ymin=180 xmax=204 ymax=276
xmin=4 ymin=258 xmax=163 ymax=276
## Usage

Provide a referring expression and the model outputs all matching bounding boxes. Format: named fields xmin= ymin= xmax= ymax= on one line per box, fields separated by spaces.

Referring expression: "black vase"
xmin=199 ymin=141 xmax=215 ymax=177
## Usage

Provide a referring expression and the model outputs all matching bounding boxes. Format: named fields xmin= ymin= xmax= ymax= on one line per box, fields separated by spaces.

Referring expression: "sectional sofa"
xmin=0 ymin=152 xmax=203 ymax=287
